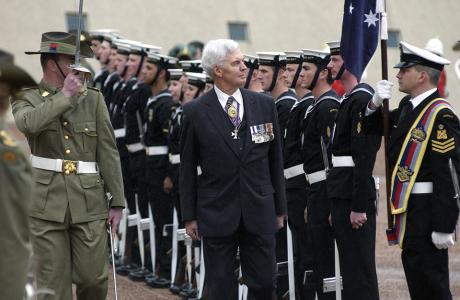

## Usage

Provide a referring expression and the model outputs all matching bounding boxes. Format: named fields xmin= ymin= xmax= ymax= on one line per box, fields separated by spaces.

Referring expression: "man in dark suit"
xmin=180 ymin=39 xmax=287 ymax=300
xmin=365 ymin=41 xmax=459 ymax=300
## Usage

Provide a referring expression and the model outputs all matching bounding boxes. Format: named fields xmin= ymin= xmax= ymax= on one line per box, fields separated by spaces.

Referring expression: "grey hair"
xmin=414 ymin=65 xmax=441 ymax=86
xmin=201 ymin=39 xmax=240 ymax=78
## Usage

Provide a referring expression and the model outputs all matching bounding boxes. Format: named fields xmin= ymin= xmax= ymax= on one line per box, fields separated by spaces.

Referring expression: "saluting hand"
xmin=350 ymin=211 xmax=367 ymax=230
xmin=62 ymin=71 xmax=82 ymax=98
xmin=185 ymin=220 xmax=201 ymax=241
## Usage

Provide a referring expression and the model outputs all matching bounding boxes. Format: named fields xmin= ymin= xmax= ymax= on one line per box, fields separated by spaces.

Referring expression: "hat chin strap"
xmin=335 ymin=63 xmax=345 ymax=81
xmin=134 ymin=53 xmax=146 ymax=79
xmin=290 ymin=63 xmax=303 ymax=89
xmin=120 ymin=65 xmax=128 ymax=78
xmin=244 ymin=68 xmax=255 ymax=89
xmin=52 ymin=55 xmax=67 ymax=80
xmin=268 ymin=65 xmax=280 ymax=92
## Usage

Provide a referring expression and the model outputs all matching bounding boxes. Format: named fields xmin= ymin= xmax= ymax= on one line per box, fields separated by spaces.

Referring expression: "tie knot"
xmin=226 ymin=96 xmax=236 ymax=109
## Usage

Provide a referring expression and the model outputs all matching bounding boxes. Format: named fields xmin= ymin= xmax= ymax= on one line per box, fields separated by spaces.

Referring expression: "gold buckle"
xmin=63 ymin=160 xmax=78 ymax=175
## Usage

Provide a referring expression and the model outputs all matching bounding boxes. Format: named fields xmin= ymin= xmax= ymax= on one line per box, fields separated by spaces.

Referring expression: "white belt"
xmin=332 ymin=155 xmax=355 ymax=167
xmin=30 ymin=155 xmax=98 ymax=174
xmin=305 ymin=169 xmax=327 ymax=184
xmin=126 ymin=142 xmax=144 ymax=153
xmin=411 ymin=182 xmax=433 ymax=194
xmin=145 ymin=146 xmax=168 ymax=156
xmin=284 ymin=164 xmax=304 ymax=180
xmin=169 ymin=154 xmax=181 ymax=165
xmin=114 ymin=128 xmax=126 ymax=138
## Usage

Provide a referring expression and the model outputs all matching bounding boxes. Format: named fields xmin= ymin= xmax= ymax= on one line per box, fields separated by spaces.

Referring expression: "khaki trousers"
xmin=31 ymin=211 xmax=108 ymax=300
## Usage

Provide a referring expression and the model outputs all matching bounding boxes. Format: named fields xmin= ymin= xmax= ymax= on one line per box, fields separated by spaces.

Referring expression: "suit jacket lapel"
xmin=389 ymin=92 xmax=439 ymax=149
xmin=203 ymin=89 xmax=241 ymax=159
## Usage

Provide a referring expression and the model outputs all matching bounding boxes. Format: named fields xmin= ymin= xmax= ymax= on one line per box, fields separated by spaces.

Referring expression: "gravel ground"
xmin=6 ymin=123 xmax=459 ymax=299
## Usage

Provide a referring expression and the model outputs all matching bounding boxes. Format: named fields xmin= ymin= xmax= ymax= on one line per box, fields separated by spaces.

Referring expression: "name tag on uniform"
xmin=250 ymin=123 xmax=274 ymax=143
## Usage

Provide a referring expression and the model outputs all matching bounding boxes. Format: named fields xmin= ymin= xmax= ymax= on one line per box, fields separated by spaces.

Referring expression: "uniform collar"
xmin=410 ymin=88 xmax=437 ymax=109
xmin=39 ymin=79 xmax=60 ymax=96
xmin=214 ymin=84 xmax=243 ymax=107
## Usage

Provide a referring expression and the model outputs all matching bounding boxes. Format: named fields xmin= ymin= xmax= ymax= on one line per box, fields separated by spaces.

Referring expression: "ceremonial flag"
xmin=340 ymin=0 xmax=380 ymax=80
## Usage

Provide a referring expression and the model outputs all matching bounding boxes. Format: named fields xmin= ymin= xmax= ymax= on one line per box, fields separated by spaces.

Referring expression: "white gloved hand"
xmin=371 ymin=80 xmax=393 ymax=108
xmin=431 ymin=231 xmax=455 ymax=249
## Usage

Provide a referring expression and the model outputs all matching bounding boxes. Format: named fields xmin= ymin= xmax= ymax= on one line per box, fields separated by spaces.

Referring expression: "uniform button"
xmin=65 ymin=149 xmax=71 ymax=154
xmin=84 ymin=128 xmax=89 ymax=132
xmin=65 ymin=170 xmax=70 ymax=175
xmin=63 ymin=121 xmax=68 ymax=126
xmin=64 ymin=135 xmax=69 ymax=140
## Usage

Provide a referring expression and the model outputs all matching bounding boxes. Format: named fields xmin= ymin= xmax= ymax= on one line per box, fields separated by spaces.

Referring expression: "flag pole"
xmin=377 ymin=0 xmax=393 ymax=231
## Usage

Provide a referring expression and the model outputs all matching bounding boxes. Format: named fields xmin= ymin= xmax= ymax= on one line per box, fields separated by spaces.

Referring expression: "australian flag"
xmin=340 ymin=0 xmax=380 ymax=80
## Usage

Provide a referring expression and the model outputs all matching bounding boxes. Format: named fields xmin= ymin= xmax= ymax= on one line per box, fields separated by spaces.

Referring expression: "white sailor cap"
xmin=244 ymin=54 xmax=259 ymax=69
xmin=186 ymin=72 xmax=207 ymax=88
xmin=285 ymin=51 xmax=303 ymax=65
xmin=168 ymin=69 xmax=183 ymax=80
xmin=302 ymin=49 xmax=330 ymax=65
xmin=142 ymin=44 xmax=161 ymax=54
xmin=395 ymin=41 xmax=451 ymax=71
xmin=326 ymin=41 xmax=340 ymax=55
xmin=179 ymin=60 xmax=203 ymax=73
xmin=126 ymin=41 xmax=145 ymax=55
xmin=90 ymin=29 xmax=119 ymax=41
xmin=147 ymin=53 xmax=178 ymax=69
xmin=203 ymin=71 xmax=213 ymax=84
xmin=114 ymin=39 xmax=131 ymax=55
xmin=256 ymin=52 xmax=287 ymax=67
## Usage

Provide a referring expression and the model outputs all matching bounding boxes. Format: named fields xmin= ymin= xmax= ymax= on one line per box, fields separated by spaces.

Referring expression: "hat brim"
xmin=24 ymin=50 xmax=92 ymax=58
xmin=394 ymin=61 xmax=417 ymax=69
xmin=0 ymin=63 xmax=36 ymax=88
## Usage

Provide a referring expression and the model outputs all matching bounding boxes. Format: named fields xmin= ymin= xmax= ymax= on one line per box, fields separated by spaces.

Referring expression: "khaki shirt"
xmin=12 ymin=80 xmax=124 ymax=223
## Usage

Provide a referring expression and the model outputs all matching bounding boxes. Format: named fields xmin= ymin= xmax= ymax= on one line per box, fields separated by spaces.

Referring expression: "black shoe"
xmin=169 ymin=284 xmax=182 ymax=294
xmin=146 ymin=276 xmax=171 ymax=288
xmin=128 ymin=268 xmax=152 ymax=281
xmin=179 ymin=287 xmax=198 ymax=299
xmin=144 ymin=273 xmax=158 ymax=281
xmin=115 ymin=264 xmax=139 ymax=276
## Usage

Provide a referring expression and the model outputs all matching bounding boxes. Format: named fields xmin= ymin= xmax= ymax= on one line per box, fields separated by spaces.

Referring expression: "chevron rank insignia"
xmin=431 ymin=137 xmax=455 ymax=153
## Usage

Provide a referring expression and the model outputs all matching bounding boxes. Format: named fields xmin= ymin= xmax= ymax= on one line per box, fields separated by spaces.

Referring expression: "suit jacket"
xmin=179 ymin=88 xmax=287 ymax=237
xmin=12 ymin=80 xmax=125 ymax=223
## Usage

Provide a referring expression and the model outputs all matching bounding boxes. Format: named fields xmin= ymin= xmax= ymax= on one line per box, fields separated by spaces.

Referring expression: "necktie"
xmin=225 ymin=96 xmax=241 ymax=127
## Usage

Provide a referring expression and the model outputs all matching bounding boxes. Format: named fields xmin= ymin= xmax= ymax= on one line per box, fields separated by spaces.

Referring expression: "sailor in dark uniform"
xmin=300 ymin=49 xmax=339 ymax=300
xmin=325 ymin=41 xmax=380 ymax=300
xmin=283 ymin=50 xmax=316 ymax=299
xmin=143 ymin=53 xmax=178 ymax=288
xmin=243 ymin=54 xmax=263 ymax=93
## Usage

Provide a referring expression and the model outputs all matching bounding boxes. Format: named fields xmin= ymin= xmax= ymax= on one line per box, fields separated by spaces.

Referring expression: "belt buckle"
xmin=63 ymin=160 xmax=78 ymax=175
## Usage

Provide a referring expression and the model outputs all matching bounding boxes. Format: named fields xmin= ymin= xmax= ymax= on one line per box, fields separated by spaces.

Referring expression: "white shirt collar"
xmin=214 ymin=85 xmax=244 ymax=119
xmin=410 ymin=88 xmax=437 ymax=109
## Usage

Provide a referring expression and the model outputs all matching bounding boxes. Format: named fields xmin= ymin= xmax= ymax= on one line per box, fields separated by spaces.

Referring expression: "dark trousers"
xmin=287 ymin=188 xmax=316 ymax=300
xmin=125 ymin=151 xmax=150 ymax=268
xmin=202 ymin=224 xmax=276 ymax=300
xmin=146 ymin=159 xmax=173 ymax=278
xmin=402 ymin=237 xmax=452 ymax=300
xmin=306 ymin=182 xmax=335 ymax=300
xmin=331 ymin=198 xmax=379 ymax=300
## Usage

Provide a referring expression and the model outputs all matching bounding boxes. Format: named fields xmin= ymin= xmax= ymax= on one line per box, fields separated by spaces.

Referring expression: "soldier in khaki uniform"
xmin=12 ymin=32 xmax=125 ymax=300
xmin=0 ymin=51 xmax=36 ymax=300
